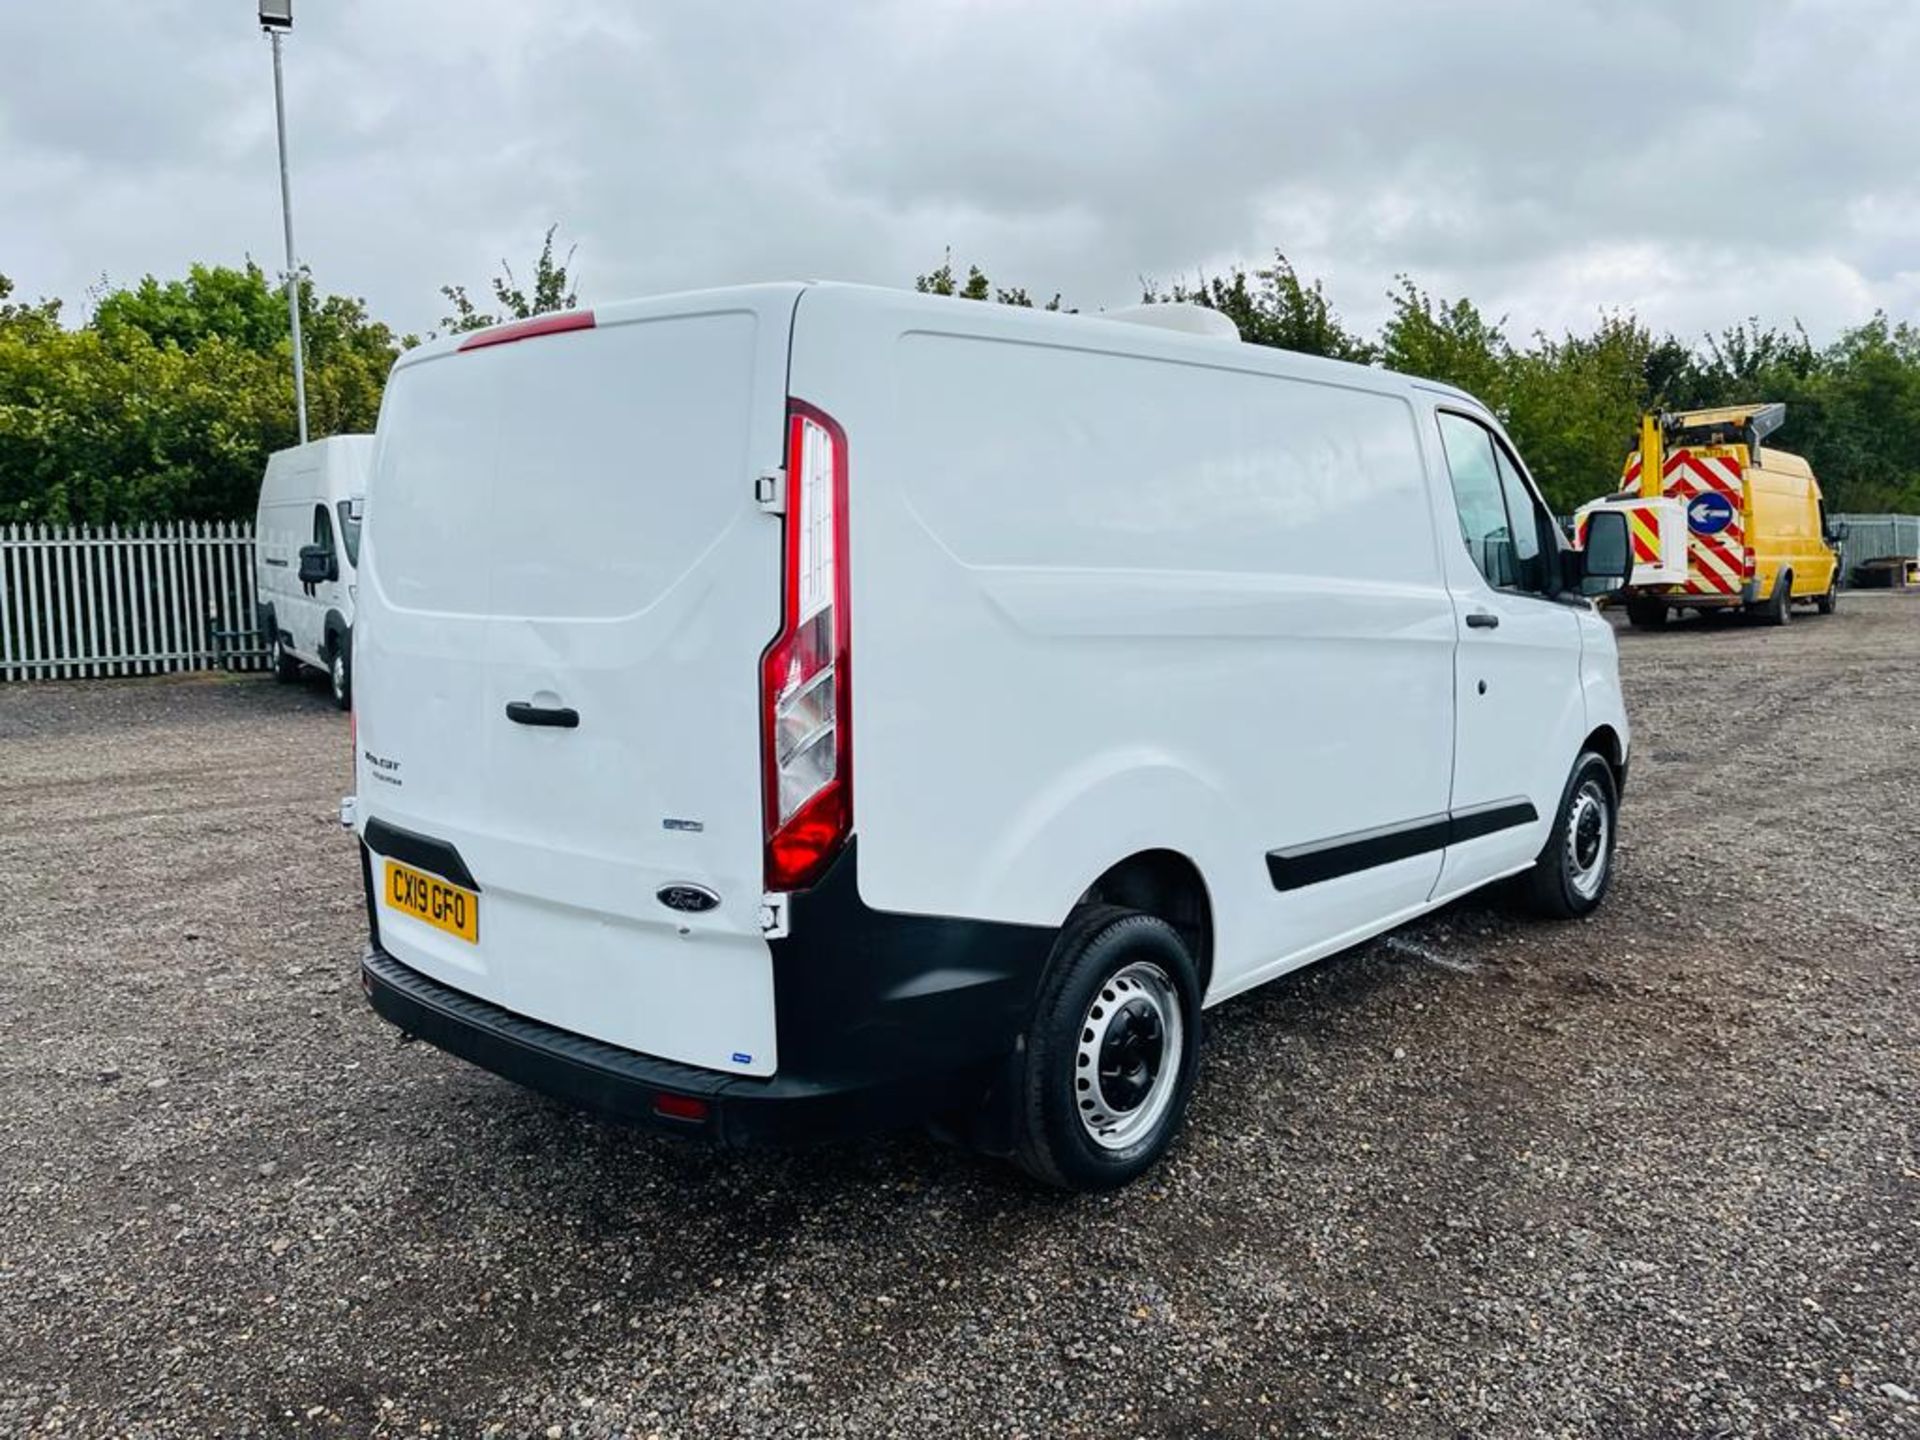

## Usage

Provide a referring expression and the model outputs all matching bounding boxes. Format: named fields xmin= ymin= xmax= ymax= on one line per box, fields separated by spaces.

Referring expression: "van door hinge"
xmin=754 ymin=468 xmax=787 ymax=515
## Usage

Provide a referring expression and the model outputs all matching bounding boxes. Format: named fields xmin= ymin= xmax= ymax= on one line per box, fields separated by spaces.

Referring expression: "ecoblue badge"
xmin=1687 ymin=490 xmax=1735 ymax=535
xmin=732 ymin=1052 xmax=752 ymax=1065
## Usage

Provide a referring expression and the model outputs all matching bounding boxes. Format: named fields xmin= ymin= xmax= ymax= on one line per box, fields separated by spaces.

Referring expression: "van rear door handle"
xmin=1465 ymin=611 xmax=1500 ymax=629
xmin=505 ymin=701 xmax=580 ymax=729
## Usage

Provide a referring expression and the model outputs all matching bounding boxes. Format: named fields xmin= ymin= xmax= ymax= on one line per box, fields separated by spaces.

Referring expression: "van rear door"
xmin=354 ymin=287 xmax=798 ymax=1077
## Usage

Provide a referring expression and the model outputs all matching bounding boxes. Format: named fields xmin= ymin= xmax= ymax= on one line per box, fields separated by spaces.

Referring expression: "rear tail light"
xmin=760 ymin=401 xmax=851 ymax=892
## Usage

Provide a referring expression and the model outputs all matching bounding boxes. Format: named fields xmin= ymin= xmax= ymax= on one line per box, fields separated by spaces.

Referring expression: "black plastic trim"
xmin=768 ymin=837 xmax=1057 ymax=1106
xmin=364 ymin=947 xmax=733 ymax=1132
xmin=1267 ymin=813 xmax=1451 ymax=891
xmin=362 ymin=816 xmax=480 ymax=892
xmin=1267 ymin=798 xmax=1540 ymax=891
xmin=358 ymin=840 xmax=382 ymax=951
xmin=1447 ymin=798 xmax=1540 ymax=843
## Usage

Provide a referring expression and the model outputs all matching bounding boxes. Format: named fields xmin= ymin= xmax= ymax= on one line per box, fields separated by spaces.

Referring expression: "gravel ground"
xmin=2 ymin=594 xmax=1916 ymax=1439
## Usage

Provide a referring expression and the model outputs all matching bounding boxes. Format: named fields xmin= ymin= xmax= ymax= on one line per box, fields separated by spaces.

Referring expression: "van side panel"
xmin=789 ymin=289 xmax=1457 ymax=1001
xmin=1750 ymin=466 xmax=1836 ymax=599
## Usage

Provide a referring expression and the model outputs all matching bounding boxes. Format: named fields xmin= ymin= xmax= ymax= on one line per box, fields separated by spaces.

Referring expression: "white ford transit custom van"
xmin=353 ymin=285 xmax=1634 ymax=1190
xmin=255 ymin=434 xmax=372 ymax=709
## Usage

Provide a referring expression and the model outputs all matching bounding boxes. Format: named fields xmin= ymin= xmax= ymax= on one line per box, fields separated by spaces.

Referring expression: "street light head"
xmin=259 ymin=0 xmax=292 ymax=31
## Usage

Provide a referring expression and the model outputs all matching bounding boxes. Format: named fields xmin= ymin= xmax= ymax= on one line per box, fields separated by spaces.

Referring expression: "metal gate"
xmin=0 ymin=522 xmax=261 ymax=681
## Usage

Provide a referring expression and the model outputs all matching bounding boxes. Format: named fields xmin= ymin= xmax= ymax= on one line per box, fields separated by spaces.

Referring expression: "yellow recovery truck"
xmin=1575 ymin=404 xmax=1841 ymax=628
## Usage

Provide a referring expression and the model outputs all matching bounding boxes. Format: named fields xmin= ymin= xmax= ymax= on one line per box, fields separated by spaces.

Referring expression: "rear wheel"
xmin=1625 ymin=598 xmax=1667 ymax=630
xmin=1010 ymin=905 xmax=1201 ymax=1192
xmin=1763 ymin=570 xmax=1793 ymax=626
xmin=1520 ymin=751 xmax=1618 ymax=919
xmin=327 ymin=634 xmax=351 ymax=710
xmin=266 ymin=621 xmax=300 ymax=682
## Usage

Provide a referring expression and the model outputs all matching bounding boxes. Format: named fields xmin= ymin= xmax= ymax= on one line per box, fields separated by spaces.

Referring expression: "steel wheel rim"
xmin=331 ymin=651 xmax=346 ymax=699
xmin=1566 ymin=779 xmax=1610 ymax=899
xmin=269 ymin=635 xmax=283 ymax=668
xmin=1074 ymin=959 xmax=1183 ymax=1150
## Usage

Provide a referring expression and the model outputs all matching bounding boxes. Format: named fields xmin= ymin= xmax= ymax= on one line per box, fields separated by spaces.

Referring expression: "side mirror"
xmin=298 ymin=544 xmax=336 ymax=586
xmin=1579 ymin=510 xmax=1631 ymax=595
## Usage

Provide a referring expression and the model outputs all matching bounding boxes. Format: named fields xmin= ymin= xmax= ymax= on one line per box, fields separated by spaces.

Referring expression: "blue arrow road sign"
xmin=1687 ymin=491 xmax=1736 ymax=535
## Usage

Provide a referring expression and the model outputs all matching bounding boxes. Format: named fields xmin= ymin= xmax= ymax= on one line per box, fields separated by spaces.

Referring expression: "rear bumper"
xmin=362 ymin=945 xmax=939 ymax=1145
xmin=358 ymin=837 xmax=1057 ymax=1147
xmin=1621 ymin=579 xmax=1759 ymax=609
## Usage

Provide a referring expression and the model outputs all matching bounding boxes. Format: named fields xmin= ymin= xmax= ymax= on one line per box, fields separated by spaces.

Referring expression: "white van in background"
xmin=255 ymin=435 xmax=372 ymax=709
xmin=351 ymin=286 xmax=1634 ymax=1191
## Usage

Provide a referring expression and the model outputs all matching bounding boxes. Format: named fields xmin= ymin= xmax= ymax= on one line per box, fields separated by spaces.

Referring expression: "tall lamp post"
xmin=261 ymin=0 xmax=309 ymax=444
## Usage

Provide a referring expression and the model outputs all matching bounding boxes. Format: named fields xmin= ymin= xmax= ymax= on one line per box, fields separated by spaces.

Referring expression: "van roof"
xmin=260 ymin=433 xmax=374 ymax=508
xmin=1755 ymin=446 xmax=1815 ymax=481
xmin=393 ymin=281 xmax=1492 ymax=417
xmin=265 ymin=433 xmax=375 ymax=465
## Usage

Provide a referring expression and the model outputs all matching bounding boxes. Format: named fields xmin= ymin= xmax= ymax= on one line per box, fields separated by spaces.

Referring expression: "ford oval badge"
xmin=657 ymin=883 xmax=721 ymax=915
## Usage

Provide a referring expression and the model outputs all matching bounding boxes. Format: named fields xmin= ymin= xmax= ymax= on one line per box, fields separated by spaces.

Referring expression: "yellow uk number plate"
xmin=385 ymin=860 xmax=479 ymax=944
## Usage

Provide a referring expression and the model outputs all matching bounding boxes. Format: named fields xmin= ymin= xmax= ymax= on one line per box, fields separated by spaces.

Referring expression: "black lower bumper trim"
xmin=362 ymin=943 xmax=1024 ymax=1148
xmin=364 ymin=945 xmax=729 ymax=1115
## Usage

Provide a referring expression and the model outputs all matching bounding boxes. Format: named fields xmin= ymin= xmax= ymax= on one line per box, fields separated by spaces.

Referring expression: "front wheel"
xmin=1010 ymin=905 xmax=1202 ymax=1192
xmin=1815 ymin=574 xmax=1838 ymax=615
xmin=1520 ymin=751 xmax=1619 ymax=919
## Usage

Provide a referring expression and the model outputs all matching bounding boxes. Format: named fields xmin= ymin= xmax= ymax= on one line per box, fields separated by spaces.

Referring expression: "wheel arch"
xmin=1074 ymin=848 xmax=1215 ymax=999
xmin=1581 ymin=723 xmax=1627 ymax=797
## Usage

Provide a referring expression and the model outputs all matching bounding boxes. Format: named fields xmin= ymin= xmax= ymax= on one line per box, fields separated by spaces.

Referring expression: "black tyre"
xmin=1625 ymin=598 xmax=1667 ymax=630
xmin=1520 ymin=751 xmax=1619 ymax=920
xmin=265 ymin=617 xmax=300 ymax=682
xmin=1762 ymin=570 xmax=1792 ymax=627
xmin=1815 ymin=573 xmax=1838 ymax=616
xmin=1010 ymin=905 xmax=1202 ymax=1192
xmin=327 ymin=632 xmax=352 ymax=711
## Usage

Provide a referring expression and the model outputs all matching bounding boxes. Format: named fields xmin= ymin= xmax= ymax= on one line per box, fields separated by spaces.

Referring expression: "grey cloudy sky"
xmin=3 ymin=0 xmax=1916 ymax=346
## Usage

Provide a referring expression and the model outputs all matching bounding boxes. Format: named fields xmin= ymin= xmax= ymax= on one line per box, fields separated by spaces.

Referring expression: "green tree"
xmin=439 ymin=224 xmax=580 ymax=334
xmin=1796 ymin=315 xmax=1920 ymax=512
xmin=1378 ymin=277 xmax=1509 ymax=402
xmin=1501 ymin=314 xmax=1656 ymax=511
xmin=0 ymin=262 xmax=402 ymax=524
xmin=93 ymin=261 xmax=289 ymax=354
xmin=0 ymin=273 xmax=64 ymax=333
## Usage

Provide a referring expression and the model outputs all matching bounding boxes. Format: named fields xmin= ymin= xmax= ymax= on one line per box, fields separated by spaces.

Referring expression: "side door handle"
xmin=506 ymin=701 xmax=580 ymax=729
xmin=1465 ymin=610 xmax=1500 ymax=630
